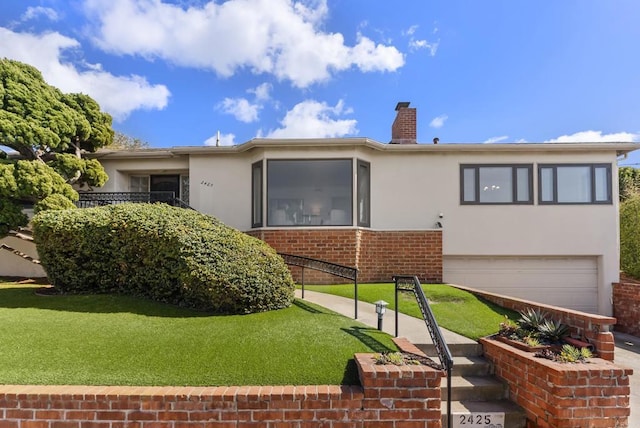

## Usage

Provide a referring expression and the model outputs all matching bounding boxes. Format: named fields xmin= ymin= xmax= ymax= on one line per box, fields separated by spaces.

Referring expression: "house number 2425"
xmin=454 ymin=412 xmax=504 ymax=428
xmin=459 ymin=414 xmax=491 ymax=424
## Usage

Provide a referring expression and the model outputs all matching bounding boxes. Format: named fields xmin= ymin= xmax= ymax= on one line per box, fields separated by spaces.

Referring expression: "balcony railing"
xmin=75 ymin=192 xmax=192 ymax=209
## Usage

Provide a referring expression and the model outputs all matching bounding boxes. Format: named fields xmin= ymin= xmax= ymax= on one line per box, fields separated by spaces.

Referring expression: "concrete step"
xmin=441 ymin=400 xmax=527 ymax=428
xmin=449 ymin=355 xmax=492 ymax=376
xmin=417 ymin=342 xmax=484 ymax=358
xmin=443 ymin=376 xmax=507 ymax=401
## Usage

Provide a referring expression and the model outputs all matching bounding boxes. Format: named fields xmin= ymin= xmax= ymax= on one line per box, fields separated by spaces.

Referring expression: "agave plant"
xmin=538 ymin=319 xmax=570 ymax=344
xmin=517 ymin=308 xmax=548 ymax=334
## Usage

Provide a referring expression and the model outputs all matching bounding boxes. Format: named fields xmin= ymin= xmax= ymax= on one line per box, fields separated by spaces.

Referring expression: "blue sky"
xmin=1 ymin=1 xmax=640 ymax=163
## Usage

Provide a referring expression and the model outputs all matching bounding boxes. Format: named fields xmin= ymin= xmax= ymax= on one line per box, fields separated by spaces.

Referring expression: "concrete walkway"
xmin=295 ymin=289 xmax=475 ymax=346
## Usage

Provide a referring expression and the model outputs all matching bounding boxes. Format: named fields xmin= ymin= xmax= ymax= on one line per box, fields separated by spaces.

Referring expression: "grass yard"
xmin=302 ymin=283 xmax=517 ymax=340
xmin=0 ymin=280 xmax=396 ymax=386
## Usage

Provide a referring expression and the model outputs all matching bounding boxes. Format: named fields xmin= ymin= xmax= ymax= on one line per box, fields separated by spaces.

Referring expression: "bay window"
xmin=267 ymin=159 xmax=352 ymax=226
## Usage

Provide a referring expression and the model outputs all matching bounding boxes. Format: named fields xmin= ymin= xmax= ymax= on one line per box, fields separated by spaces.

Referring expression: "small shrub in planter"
xmin=535 ymin=344 xmax=593 ymax=363
xmin=496 ymin=308 xmax=570 ymax=349
xmin=33 ymin=203 xmax=295 ymax=314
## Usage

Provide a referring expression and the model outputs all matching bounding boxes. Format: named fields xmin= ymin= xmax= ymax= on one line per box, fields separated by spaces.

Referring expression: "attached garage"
xmin=443 ymin=256 xmax=598 ymax=313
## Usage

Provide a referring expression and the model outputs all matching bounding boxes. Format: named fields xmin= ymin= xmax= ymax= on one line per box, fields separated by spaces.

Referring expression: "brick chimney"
xmin=390 ymin=102 xmax=417 ymax=144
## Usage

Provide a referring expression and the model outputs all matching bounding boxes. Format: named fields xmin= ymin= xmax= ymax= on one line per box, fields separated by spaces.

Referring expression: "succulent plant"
xmin=538 ymin=319 xmax=570 ymax=343
xmin=517 ymin=308 xmax=548 ymax=334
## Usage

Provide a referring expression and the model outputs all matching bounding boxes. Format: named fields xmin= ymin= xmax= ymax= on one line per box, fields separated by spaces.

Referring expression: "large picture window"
xmin=538 ymin=164 xmax=611 ymax=204
xmin=460 ymin=164 xmax=533 ymax=204
xmin=267 ymin=159 xmax=353 ymax=226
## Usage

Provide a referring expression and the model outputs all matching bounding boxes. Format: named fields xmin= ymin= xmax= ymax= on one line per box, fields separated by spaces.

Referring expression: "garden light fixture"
xmin=374 ymin=300 xmax=388 ymax=331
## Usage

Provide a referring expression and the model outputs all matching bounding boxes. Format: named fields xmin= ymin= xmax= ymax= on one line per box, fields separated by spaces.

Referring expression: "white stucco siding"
xmin=97 ymin=156 xmax=189 ymax=192
xmin=368 ymin=149 xmax=620 ymax=315
xmin=188 ymin=154 xmax=252 ymax=230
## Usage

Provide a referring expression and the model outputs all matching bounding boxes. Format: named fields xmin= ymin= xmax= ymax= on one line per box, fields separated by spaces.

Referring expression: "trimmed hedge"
xmin=621 ymin=194 xmax=640 ymax=280
xmin=32 ymin=203 xmax=295 ymax=314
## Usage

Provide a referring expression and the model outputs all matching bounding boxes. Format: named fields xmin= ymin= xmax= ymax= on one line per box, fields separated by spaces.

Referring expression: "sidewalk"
xmin=614 ymin=332 xmax=639 ymax=427
xmin=295 ymin=289 xmax=475 ymax=346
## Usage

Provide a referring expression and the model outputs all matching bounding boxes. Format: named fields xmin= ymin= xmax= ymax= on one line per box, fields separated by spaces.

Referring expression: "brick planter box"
xmin=452 ymin=284 xmax=617 ymax=360
xmin=480 ymin=336 xmax=633 ymax=428
xmin=0 ymin=338 xmax=444 ymax=427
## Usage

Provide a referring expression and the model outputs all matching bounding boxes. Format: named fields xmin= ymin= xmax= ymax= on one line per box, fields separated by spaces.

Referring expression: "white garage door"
xmin=443 ymin=256 xmax=598 ymax=313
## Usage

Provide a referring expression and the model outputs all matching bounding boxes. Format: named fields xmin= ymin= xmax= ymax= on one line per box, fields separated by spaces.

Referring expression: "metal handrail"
xmin=279 ymin=253 xmax=358 ymax=319
xmin=393 ymin=275 xmax=454 ymax=428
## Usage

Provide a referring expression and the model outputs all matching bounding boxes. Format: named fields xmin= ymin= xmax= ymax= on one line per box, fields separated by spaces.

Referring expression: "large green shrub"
xmin=32 ymin=203 xmax=295 ymax=313
xmin=620 ymin=194 xmax=640 ymax=279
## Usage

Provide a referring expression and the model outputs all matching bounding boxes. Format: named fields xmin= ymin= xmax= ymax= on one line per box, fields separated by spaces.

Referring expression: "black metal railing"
xmin=393 ymin=275 xmax=454 ymax=428
xmin=279 ymin=253 xmax=359 ymax=319
xmin=75 ymin=192 xmax=194 ymax=210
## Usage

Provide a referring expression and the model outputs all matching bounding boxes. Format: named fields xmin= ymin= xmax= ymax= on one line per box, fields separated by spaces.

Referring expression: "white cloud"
xmin=546 ymin=130 xmax=640 ymax=143
xmin=403 ymin=25 xmax=418 ymax=36
xmin=483 ymin=135 xmax=509 ymax=144
xmin=404 ymin=24 xmax=439 ymax=55
xmin=218 ymin=83 xmax=272 ymax=122
xmin=429 ymin=114 xmax=448 ymax=129
xmin=262 ymin=99 xmax=357 ymax=138
xmin=249 ymin=82 xmax=272 ymax=101
xmin=22 ymin=7 xmax=60 ymax=22
xmin=0 ymin=28 xmax=170 ymax=121
xmin=204 ymin=132 xmax=236 ymax=146
xmin=218 ymin=97 xmax=260 ymax=123
xmin=82 ymin=0 xmax=405 ymax=88
xmin=409 ymin=38 xmax=439 ymax=56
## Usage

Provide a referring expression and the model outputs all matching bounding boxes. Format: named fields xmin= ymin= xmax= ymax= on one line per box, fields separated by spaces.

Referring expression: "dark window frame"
xmin=460 ymin=164 xmax=534 ymax=205
xmin=251 ymin=160 xmax=263 ymax=228
xmin=357 ymin=159 xmax=371 ymax=227
xmin=538 ymin=163 xmax=612 ymax=205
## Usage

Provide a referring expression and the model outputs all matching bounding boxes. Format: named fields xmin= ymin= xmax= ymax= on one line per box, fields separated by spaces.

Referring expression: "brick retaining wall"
xmin=452 ymin=284 xmax=617 ymax=361
xmin=247 ymin=228 xmax=442 ymax=284
xmin=481 ymin=337 xmax=633 ymax=428
xmin=613 ymin=281 xmax=640 ymax=336
xmin=0 ymin=338 xmax=443 ymax=427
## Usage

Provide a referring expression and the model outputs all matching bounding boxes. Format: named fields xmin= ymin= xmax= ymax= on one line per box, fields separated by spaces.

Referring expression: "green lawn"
xmin=0 ymin=281 xmax=396 ymax=386
xmin=302 ymin=283 xmax=517 ymax=340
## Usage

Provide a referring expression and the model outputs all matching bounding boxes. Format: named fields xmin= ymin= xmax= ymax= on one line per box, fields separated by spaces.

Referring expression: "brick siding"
xmin=0 ymin=339 xmax=443 ymax=427
xmin=613 ymin=281 xmax=640 ymax=336
xmin=452 ymin=284 xmax=617 ymax=361
xmin=481 ymin=337 xmax=633 ymax=428
xmin=247 ymin=228 xmax=443 ymax=284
